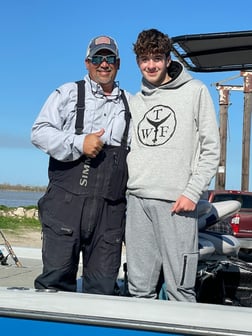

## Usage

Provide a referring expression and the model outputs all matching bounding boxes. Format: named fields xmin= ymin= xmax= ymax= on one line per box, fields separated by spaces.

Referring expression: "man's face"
xmin=137 ymin=53 xmax=171 ymax=86
xmin=85 ymin=49 xmax=120 ymax=88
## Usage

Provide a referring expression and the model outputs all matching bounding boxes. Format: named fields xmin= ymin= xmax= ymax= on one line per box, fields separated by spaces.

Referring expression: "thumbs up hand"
xmin=83 ymin=129 xmax=105 ymax=158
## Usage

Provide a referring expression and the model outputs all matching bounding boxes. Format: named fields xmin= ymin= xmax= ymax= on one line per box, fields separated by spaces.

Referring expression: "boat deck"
xmin=1 ymin=246 xmax=252 ymax=335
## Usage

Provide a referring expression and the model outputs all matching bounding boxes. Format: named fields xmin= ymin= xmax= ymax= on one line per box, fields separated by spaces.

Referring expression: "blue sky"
xmin=0 ymin=0 xmax=251 ymax=189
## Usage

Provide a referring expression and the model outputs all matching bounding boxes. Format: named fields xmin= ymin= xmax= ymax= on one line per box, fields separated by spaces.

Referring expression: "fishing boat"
xmin=0 ymin=200 xmax=252 ymax=335
xmin=1 ymin=286 xmax=252 ymax=335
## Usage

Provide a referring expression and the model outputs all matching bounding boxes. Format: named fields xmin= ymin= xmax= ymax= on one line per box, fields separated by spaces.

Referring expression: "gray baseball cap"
xmin=86 ymin=36 xmax=119 ymax=58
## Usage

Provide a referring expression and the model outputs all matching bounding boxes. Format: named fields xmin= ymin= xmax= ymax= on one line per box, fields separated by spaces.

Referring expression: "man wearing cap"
xmin=31 ymin=36 xmax=131 ymax=295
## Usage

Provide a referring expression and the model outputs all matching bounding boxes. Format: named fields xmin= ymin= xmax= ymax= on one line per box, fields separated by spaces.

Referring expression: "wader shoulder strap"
xmin=120 ymin=89 xmax=131 ymax=148
xmin=75 ymin=80 xmax=85 ymax=135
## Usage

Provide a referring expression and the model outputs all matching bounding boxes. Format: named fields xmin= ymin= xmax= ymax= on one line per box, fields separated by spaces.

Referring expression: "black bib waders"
xmin=34 ymin=81 xmax=130 ymax=294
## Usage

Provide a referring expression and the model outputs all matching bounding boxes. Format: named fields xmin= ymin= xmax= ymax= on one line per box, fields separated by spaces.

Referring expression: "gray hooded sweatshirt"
xmin=127 ymin=61 xmax=220 ymax=204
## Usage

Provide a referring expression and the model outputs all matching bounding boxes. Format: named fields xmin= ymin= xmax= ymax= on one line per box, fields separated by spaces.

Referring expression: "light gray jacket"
xmin=31 ymin=74 xmax=131 ymax=162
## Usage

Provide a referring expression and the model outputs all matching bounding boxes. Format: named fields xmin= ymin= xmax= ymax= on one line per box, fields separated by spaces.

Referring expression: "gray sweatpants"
xmin=125 ymin=195 xmax=198 ymax=302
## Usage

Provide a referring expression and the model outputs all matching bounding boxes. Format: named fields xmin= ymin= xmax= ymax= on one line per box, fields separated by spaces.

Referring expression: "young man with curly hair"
xmin=125 ymin=29 xmax=220 ymax=302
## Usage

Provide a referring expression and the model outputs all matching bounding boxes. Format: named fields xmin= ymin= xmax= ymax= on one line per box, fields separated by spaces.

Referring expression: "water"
xmin=0 ymin=190 xmax=45 ymax=207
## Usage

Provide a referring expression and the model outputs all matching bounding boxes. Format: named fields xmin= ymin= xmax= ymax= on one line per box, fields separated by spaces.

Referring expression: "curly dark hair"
xmin=133 ymin=29 xmax=171 ymax=57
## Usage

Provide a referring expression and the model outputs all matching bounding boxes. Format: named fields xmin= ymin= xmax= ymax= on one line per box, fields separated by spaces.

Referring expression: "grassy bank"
xmin=0 ymin=216 xmax=40 ymax=230
xmin=0 ymin=205 xmax=40 ymax=230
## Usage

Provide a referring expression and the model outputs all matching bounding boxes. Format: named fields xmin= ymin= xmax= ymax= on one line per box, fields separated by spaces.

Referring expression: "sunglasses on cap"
xmin=88 ymin=55 xmax=117 ymax=65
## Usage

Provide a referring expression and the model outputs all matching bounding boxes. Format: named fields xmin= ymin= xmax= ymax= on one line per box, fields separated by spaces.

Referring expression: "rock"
xmin=13 ymin=207 xmax=25 ymax=217
xmin=0 ymin=207 xmax=39 ymax=220
xmin=25 ymin=208 xmax=37 ymax=218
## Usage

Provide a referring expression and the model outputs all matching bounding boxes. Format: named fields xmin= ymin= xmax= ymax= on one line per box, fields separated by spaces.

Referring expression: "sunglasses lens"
xmin=91 ymin=55 xmax=116 ymax=64
xmin=91 ymin=56 xmax=102 ymax=64
xmin=106 ymin=56 xmax=116 ymax=64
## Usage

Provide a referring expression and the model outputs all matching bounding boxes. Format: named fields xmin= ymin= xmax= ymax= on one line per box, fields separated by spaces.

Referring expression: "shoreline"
xmin=0 ymin=184 xmax=46 ymax=192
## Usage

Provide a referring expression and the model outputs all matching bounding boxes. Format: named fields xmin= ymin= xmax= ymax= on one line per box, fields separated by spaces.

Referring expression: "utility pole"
xmin=214 ymin=72 xmax=252 ymax=191
xmin=241 ymin=71 xmax=252 ymax=191
xmin=215 ymin=83 xmax=243 ymax=190
xmin=215 ymin=87 xmax=229 ymax=190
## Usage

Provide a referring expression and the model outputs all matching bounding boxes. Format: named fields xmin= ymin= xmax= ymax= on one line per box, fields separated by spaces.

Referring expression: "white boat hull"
xmin=0 ymin=287 xmax=252 ymax=335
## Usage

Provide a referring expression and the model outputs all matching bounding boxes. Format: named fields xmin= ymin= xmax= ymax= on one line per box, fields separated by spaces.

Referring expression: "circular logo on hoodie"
xmin=137 ymin=105 xmax=176 ymax=146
